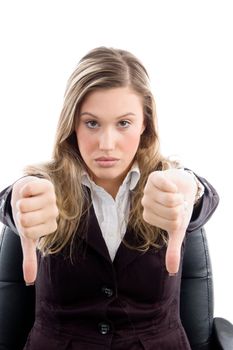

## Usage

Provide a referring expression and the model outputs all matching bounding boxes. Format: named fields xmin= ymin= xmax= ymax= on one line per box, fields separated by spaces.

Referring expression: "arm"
xmin=142 ymin=169 xmax=219 ymax=274
xmin=1 ymin=173 xmax=219 ymax=233
xmin=187 ymin=174 xmax=219 ymax=232
xmin=0 ymin=185 xmax=17 ymax=233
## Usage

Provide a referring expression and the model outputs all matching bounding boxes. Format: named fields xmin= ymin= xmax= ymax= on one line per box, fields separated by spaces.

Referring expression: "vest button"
xmin=98 ymin=322 xmax=111 ymax=335
xmin=102 ymin=286 xmax=113 ymax=298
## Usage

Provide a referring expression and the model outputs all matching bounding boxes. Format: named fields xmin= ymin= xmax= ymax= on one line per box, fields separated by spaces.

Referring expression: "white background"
xmin=0 ymin=1 xmax=232 ymax=322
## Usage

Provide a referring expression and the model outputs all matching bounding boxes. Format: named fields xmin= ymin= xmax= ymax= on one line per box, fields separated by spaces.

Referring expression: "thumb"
xmin=165 ymin=229 xmax=185 ymax=275
xmin=20 ymin=236 xmax=38 ymax=285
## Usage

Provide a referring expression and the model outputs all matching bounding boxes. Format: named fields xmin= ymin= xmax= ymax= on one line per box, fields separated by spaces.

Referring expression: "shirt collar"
xmin=127 ymin=162 xmax=140 ymax=190
xmin=81 ymin=162 xmax=140 ymax=193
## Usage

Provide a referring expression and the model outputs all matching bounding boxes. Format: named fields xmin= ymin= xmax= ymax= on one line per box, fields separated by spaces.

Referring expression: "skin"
xmin=142 ymin=169 xmax=197 ymax=274
xmin=75 ymin=87 xmax=145 ymax=198
xmin=11 ymin=87 xmax=198 ymax=283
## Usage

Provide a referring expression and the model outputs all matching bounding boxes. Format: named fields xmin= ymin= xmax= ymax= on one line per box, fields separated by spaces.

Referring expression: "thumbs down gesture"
xmin=11 ymin=176 xmax=59 ymax=285
xmin=142 ymin=169 xmax=198 ymax=275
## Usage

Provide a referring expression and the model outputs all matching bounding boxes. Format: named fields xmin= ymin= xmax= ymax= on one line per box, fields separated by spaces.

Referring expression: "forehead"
xmin=79 ymin=87 xmax=143 ymax=116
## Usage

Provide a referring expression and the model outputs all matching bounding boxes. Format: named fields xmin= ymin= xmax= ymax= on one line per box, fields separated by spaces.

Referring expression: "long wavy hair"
xmin=25 ymin=47 xmax=173 ymax=255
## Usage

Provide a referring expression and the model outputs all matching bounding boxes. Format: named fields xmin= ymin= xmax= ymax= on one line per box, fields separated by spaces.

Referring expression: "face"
xmin=75 ymin=87 xmax=145 ymax=196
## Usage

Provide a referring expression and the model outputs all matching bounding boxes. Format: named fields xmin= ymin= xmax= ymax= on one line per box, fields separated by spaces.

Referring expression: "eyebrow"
xmin=79 ymin=112 xmax=136 ymax=119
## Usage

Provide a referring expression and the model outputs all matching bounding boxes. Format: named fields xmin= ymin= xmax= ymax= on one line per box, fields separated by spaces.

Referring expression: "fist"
xmin=11 ymin=176 xmax=59 ymax=284
xmin=142 ymin=169 xmax=197 ymax=274
xmin=11 ymin=176 xmax=58 ymax=240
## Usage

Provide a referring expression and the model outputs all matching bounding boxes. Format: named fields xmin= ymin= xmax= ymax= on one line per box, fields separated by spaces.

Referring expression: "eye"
xmin=118 ymin=120 xmax=131 ymax=128
xmin=85 ymin=120 xmax=99 ymax=129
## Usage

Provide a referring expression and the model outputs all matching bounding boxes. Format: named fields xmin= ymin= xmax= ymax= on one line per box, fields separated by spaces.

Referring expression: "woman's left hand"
xmin=141 ymin=169 xmax=197 ymax=274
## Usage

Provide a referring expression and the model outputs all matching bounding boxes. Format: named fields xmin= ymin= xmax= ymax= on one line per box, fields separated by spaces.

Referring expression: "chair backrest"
xmin=0 ymin=226 xmax=214 ymax=350
xmin=181 ymin=227 xmax=214 ymax=349
xmin=0 ymin=226 xmax=35 ymax=350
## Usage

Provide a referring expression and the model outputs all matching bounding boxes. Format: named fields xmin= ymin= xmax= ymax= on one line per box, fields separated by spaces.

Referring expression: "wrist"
xmin=185 ymin=170 xmax=205 ymax=204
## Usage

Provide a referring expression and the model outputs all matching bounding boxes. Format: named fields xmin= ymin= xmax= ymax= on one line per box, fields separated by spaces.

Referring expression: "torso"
xmin=24 ymin=207 xmax=191 ymax=350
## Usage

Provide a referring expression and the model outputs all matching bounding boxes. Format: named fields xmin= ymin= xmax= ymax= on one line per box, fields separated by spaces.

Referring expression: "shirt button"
xmin=101 ymin=286 xmax=113 ymax=298
xmin=98 ymin=322 xmax=111 ymax=335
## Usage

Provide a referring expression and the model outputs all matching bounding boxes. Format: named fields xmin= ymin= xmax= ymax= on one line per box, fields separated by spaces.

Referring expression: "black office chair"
xmin=0 ymin=226 xmax=233 ymax=350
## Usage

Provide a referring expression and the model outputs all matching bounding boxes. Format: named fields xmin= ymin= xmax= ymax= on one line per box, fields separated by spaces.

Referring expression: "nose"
xmin=99 ymin=128 xmax=116 ymax=151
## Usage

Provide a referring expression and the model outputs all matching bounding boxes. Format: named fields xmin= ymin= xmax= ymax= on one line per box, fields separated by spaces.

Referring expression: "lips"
xmin=95 ymin=157 xmax=119 ymax=161
xmin=94 ymin=157 xmax=119 ymax=168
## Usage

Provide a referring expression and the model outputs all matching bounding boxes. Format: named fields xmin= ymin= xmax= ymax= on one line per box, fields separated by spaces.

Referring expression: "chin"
xmin=93 ymin=168 xmax=126 ymax=181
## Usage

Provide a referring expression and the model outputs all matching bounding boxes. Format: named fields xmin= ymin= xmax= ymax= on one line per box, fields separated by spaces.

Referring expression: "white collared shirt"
xmin=81 ymin=164 xmax=140 ymax=261
xmin=81 ymin=165 xmax=204 ymax=261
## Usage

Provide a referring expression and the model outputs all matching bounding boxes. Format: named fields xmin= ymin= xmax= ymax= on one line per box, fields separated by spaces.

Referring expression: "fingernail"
xmin=169 ymin=272 xmax=177 ymax=277
xmin=25 ymin=282 xmax=35 ymax=286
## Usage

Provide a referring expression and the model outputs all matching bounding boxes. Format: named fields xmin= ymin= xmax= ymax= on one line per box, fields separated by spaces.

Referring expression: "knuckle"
xmin=18 ymin=198 xmax=29 ymax=213
xmin=19 ymin=214 xmax=28 ymax=227
xmin=39 ymin=179 xmax=54 ymax=195
xmin=51 ymin=221 xmax=58 ymax=232
xmin=146 ymin=172 xmax=156 ymax=186
xmin=148 ymin=172 xmax=155 ymax=181
xmin=50 ymin=193 xmax=57 ymax=204
xmin=13 ymin=178 xmax=28 ymax=192
xmin=147 ymin=172 xmax=155 ymax=182
xmin=141 ymin=194 xmax=153 ymax=209
xmin=24 ymin=182 xmax=35 ymax=195
xmin=170 ymin=207 xmax=180 ymax=220
xmin=166 ymin=196 xmax=176 ymax=208
xmin=17 ymin=199 xmax=24 ymax=212
xmin=142 ymin=210 xmax=151 ymax=224
xmin=142 ymin=184 xmax=149 ymax=195
xmin=47 ymin=206 xmax=59 ymax=220
xmin=46 ymin=180 xmax=55 ymax=192
xmin=45 ymin=190 xmax=57 ymax=205
xmin=141 ymin=196 xmax=146 ymax=207
xmin=54 ymin=207 xmax=59 ymax=218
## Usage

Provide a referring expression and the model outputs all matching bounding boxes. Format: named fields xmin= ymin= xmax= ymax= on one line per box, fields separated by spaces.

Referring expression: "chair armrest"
xmin=212 ymin=317 xmax=233 ymax=350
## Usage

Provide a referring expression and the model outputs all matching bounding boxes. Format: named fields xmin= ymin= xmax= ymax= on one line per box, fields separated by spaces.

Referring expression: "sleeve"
xmin=0 ymin=185 xmax=18 ymax=234
xmin=186 ymin=174 xmax=219 ymax=233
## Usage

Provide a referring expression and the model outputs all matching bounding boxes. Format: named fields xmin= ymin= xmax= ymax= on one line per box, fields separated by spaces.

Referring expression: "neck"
xmin=94 ymin=178 xmax=121 ymax=199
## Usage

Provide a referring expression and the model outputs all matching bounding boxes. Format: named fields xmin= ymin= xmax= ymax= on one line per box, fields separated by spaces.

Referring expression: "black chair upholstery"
xmin=0 ymin=226 xmax=233 ymax=350
xmin=181 ymin=227 xmax=214 ymax=348
xmin=0 ymin=226 xmax=35 ymax=350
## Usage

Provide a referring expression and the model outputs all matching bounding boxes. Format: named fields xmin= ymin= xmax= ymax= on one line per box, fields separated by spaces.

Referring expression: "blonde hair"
xmin=25 ymin=47 xmax=172 ymax=255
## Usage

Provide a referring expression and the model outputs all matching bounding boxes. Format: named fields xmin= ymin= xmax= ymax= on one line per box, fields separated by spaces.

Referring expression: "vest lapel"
xmin=84 ymin=205 xmax=112 ymax=263
xmin=82 ymin=198 xmax=143 ymax=270
xmin=113 ymin=227 xmax=144 ymax=272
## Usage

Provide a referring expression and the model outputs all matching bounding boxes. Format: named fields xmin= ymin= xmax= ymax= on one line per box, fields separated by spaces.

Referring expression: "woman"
xmin=0 ymin=47 xmax=219 ymax=349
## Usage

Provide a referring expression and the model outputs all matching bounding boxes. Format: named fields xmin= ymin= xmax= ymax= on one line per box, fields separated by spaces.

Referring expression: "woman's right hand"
xmin=11 ymin=176 xmax=59 ymax=285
